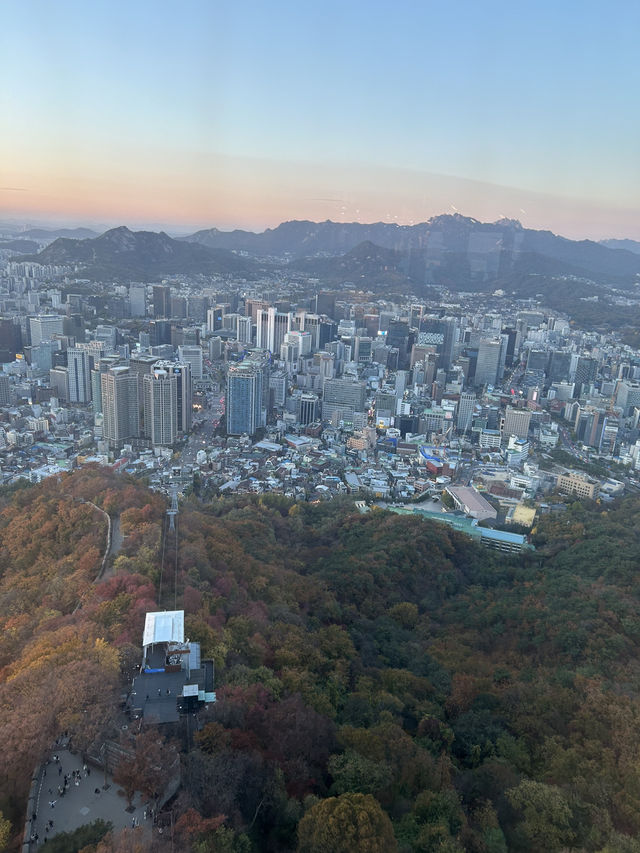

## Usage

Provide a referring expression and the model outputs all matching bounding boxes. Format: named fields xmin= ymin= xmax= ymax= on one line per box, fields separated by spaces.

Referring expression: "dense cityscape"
xmin=1 ymin=227 xmax=639 ymax=555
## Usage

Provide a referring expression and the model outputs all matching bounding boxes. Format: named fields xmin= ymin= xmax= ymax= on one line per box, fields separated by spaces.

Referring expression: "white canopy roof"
xmin=142 ymin=610 xmax=184 ymax=647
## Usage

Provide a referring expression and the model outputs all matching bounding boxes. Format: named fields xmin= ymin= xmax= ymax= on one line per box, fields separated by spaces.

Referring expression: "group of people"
xmin=29 ymin=813 xmax=55 ymax=845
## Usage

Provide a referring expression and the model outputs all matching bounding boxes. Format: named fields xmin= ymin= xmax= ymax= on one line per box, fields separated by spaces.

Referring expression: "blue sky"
xmin=2 ymin=0 xmax=639 ymax=238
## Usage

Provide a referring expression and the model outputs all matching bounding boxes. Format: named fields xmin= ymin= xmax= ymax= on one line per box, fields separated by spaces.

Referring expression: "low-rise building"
xmin=557 ymin=472 xmax=597 ymax=500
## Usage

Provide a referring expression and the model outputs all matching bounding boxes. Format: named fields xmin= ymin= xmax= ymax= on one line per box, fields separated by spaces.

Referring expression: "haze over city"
xmin=3 ymin=0 xmax=640 ymax=240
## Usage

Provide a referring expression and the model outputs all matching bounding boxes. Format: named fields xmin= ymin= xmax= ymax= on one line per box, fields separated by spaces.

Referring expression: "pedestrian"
xmin=43 ymin=767 xmax=47 ymax=778
xmin=157 ymin=688 xmax=161 ymax=696
xmin=143 ymin=809 xmax=147 ymax=820
xmin=94 ymin=787 xmax=101 ymax=795
xmin=87 ymin=766 xmax=91 ymax=776
xmin=58 ymin=765 xmax=62 ymax=776
xmin=131 ymin=817 xmax=136 ymax=828
xmin=48 ymin=788 xmax=53 ymax=795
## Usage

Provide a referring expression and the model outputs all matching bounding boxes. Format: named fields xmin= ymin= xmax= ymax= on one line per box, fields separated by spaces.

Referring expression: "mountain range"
xmin=19 ymin=226 xmax=257 ymax=280
xmin=183 ymin=215 xmax=640 ymax=284
xmin=16 ymin=216 xmax=640 ymax=290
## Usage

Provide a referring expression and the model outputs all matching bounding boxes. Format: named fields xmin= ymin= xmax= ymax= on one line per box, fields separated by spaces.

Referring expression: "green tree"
xmin=297 ymin=793 xmax=398 ymax=853
xmin=507 ymin=780 xmax=575 ymax=852
xmin=0 ymin=812 xmax=10 ymax=852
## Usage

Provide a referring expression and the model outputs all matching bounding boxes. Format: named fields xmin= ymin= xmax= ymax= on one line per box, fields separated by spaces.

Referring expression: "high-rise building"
xmin=129 ymin=285 xmax=146 ymax=317
xmin=30 ymin=315 xmax=65 ymax=347
xmin=297 ymin=392 xmax=319 ymax=425
xmin=237 ymin=316 xmax=253 ymax=344
xmin=206 ymin=307 xmax=223 ymax=333
xmin=548 ymin=350 xmax=572 ymax=383
xmin=354 ymin=336 xmax=373 ymax=363
xmin=285 ymin=330 xmax=313 ymax=357
xmin=171 ymin=296 xmax=187 ymax=319
xmin=129 ymin=353 xmax=160 ymax=420
xmin=386 ymin=320 xmax=411 ymax=369
xmin=502 ymin=406 xmax=532 ymax=440
xmin=91 ymin=356 xmax=121 ymax=415
xmin=177 ymin=345 xmax=203 ymax=380
xmin=322 ymin=378 xmax=366 ymax=422
xmin=526 ymin=350 xmax=549 ymax=373
xmin=227 ymin=364 xmax=262 ymax=436
xmin=155 ymin=361 xmax=192 ymax=435
xmin=101 ymin=366 xmax=140 ymax=449
xmin=456 ymin=391 xmax=476 ymax=433
xmin=67 ymin=348 xmax=91 ymax=404
xmin=149 ymin=320 xmax=171 ymax=347
xmin=0 ymin=318 xmax=22 ymax=362
xmin=256 ymin=308 xmax=292 ymax=353
xmin=315 ymin=292 xmax=335 ymax=318
xmin=574 ymin=356 xmax=598 ymax=397
xmin=0 ymin=374 xmax=10 ymax=406
xmin=143 ymin=368 xmax=178 ymax=446
xmin=268 ymin=371 xmax=287 ymax=408
xmin=152 ymin=285 xmax=171 ymax=319
xmin=475 ymin=339 xmax=502 ymax=387
xmin=187 ymin=295 xmax=208 ymax=323
xmin=49 ymin=367 xmax=69 ymax=403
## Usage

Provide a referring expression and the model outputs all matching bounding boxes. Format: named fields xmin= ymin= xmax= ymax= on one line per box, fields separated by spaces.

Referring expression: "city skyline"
xmin=3 ymin=0 xmax=640 ymax=241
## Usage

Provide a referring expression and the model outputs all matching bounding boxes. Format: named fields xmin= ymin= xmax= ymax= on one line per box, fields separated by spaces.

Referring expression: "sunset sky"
xmin=2 ymin=0 xmax=639 ymax=239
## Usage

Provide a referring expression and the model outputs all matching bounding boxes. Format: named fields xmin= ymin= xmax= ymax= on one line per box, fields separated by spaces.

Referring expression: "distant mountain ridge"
xmin=184 ymin=215 xmax=640 ymax=285
xmin=600 ymin=238 xmax=640 ymax=255
xmin=21 ymin=226 xmax=98 ymax=241
xmin=18 ymin=226 xmax=257 ymax=280
xmin=15 ymin=216 xmax=640 ymax=287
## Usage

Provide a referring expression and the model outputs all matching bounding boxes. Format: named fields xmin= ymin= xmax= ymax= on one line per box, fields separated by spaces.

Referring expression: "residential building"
xmin=101 ymin=366 xmax=140 ymax=449
xmin=67 ymin=348 xmax=92 ymax=404
xmin=143 ymin=368 xmax=178 ymax=446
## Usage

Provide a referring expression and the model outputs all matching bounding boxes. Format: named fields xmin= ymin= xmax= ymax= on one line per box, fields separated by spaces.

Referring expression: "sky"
xmin=2 ymin=0 xmax=639 ymax=239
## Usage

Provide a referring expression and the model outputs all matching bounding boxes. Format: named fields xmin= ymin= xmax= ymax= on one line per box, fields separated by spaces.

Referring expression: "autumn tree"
xmin=113 ymin=729 xmax=178 ymax=808
xmin=297 ymin=793 xmax=397 ymax=853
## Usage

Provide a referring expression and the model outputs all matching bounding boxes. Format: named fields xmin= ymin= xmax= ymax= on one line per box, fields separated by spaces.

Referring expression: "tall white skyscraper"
xmin=256 ymin=307 xmax=292 ymax=353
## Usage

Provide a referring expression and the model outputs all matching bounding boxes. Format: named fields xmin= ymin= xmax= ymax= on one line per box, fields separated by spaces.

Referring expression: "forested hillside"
xmin=2 ymin=470 xmax=640 ymax=852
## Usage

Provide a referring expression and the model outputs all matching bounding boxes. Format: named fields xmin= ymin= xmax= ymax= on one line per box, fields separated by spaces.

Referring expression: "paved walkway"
xmin=26 ymin=747 xmax=151 ymax=848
